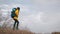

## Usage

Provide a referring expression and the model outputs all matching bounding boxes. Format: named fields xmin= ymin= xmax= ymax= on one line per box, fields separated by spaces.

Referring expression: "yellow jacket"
xmin=13 ymin=9 xmax=19 ymax=20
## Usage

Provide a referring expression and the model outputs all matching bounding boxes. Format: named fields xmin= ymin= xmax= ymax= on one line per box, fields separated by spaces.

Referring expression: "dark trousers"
xmin=13 ymin=19 xmax=19 ymax=30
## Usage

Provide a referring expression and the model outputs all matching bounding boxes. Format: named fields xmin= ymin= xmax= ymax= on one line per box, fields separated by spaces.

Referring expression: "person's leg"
xmin=13 ymin=19 xmax=16 ymax=30
xmin=16 ymin=20 xmax=19 ymax=30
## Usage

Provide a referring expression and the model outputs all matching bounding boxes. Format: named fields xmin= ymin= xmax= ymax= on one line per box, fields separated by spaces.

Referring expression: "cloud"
xmin=25 ymin=12 xmax=60 ymax=33
xmin=31 ymin=0 xmax=60 ymax=13
xmin=32 ymin=0 xmax=60 ymax=5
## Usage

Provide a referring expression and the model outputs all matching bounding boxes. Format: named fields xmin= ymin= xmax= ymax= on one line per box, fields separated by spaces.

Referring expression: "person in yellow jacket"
xmin=11 ymin=7 xmax=20 ymax=30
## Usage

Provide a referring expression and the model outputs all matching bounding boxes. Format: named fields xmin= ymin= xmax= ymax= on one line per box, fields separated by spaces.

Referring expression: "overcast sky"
xmin=0 ymin=0 xmax=60 ymax=33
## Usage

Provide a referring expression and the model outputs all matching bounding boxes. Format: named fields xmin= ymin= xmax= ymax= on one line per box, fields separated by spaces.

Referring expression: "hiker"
xmin=11 ymin=7 xmax=20 ymax=30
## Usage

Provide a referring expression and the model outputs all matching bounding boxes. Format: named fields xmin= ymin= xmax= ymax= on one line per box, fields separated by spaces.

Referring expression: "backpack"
xmin=11 ymin=8 xmax=16 ymax=18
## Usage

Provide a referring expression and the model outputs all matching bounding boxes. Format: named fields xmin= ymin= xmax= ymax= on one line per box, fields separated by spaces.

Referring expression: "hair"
xmin=17 ymin=7 xmax=20 ymax=10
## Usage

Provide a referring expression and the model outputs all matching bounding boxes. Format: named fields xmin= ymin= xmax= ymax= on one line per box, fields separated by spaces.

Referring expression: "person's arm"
xmin=15 ymin=9 xmax=19 ymax=17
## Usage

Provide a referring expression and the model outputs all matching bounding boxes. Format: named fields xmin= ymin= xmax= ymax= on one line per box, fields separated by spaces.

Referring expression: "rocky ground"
xmin=0 ymin=28 xmax=35 ymax=34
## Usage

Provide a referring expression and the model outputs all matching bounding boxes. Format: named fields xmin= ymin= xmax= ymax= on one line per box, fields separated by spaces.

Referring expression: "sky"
xmin=0 ymin=0 xmax=60 ymax=33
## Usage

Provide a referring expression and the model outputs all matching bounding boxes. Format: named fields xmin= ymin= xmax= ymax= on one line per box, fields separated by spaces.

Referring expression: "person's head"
xmin=17 ymin=7 xmax=20 ymax=10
